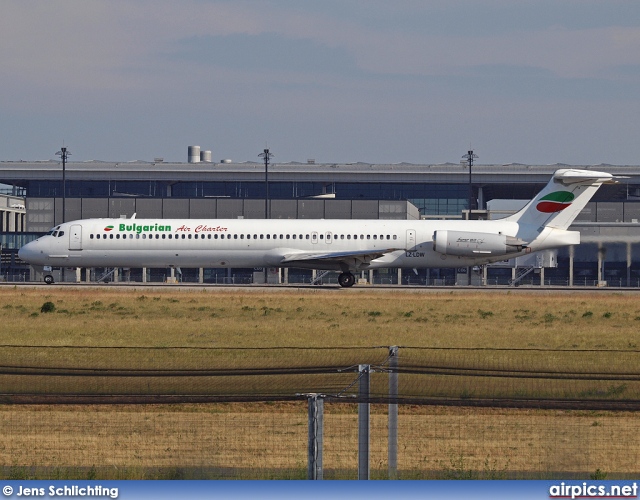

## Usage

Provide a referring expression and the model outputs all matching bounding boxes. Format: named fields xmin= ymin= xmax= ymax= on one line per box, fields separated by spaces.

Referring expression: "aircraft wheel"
xmin=44 ymin=275 xmax=55 ymax=285
xmin=338 ymin=272 xmax=356 ymax=288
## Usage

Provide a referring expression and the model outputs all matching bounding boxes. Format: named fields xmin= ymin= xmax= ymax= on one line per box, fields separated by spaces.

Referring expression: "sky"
xmin=1 ymin=0 xmax=640 ymax=165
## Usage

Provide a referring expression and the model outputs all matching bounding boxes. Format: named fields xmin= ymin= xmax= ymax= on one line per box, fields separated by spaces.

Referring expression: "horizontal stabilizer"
xmin=554 ymin=170 xmax=616 ymax=185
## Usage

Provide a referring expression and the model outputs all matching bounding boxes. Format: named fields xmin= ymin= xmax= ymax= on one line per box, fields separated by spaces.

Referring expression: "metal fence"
xmin=0 ymin=346 xmax=638 ymax=479
xmin=0 ymin=401 xmax=638 ymax=480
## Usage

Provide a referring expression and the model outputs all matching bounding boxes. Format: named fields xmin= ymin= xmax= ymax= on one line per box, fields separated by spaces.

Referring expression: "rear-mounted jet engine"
xmin=433 ymin=230 xmax=527 ymax=257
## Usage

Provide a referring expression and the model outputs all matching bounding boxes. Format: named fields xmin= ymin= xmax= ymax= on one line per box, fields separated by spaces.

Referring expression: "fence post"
xmin=307 ymin=394 xmax=324 ymax=480
xmin=388 ymin=346 xmax=399 ymax=479
xmin=358 ymin=364 xmax=370 ymax=480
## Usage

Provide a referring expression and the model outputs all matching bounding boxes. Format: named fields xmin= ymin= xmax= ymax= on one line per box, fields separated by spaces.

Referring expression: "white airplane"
xmin=18 ymin=169 xmax=614 ymax=287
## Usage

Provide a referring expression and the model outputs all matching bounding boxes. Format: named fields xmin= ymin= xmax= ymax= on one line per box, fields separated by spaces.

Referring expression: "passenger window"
xmin=393 ymin=235 xmax=397 ymax=240
xmin=292 ymin=234 xmax=296 ymax=239
xmin=90 ymin=234 xmax=94 ymax=239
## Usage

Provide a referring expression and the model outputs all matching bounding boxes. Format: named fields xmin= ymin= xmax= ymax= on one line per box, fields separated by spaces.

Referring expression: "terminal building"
xmin=1 ymin=150 xmax=639 ymax=285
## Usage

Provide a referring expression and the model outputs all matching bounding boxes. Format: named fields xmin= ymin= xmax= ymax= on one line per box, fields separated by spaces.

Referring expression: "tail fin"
xmin=504 ymin=169 xmax=614 ymax=230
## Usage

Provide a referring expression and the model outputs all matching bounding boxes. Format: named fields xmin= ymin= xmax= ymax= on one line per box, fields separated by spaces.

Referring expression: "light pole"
xmin=55 ymin=146 xmax=71 ymax=223
xmin=259 ymin=148 xmax=273 ymax=219
xmin=461 ymin=149 xmax=478 ymax=286
xmin=461 ymin=149 xmax=478 ymax=218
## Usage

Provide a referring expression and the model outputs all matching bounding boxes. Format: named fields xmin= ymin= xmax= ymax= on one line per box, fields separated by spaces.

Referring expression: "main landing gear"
xmin=338 ymin=272 xmax=356 ymax=288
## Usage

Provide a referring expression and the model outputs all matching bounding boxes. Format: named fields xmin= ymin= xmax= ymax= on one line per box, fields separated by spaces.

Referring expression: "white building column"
xmin=569 ymin=246 xmax=574 ymax=287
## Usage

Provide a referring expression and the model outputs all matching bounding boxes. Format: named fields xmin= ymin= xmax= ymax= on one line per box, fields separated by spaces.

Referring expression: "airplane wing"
xmin=280 ymin=247 xmax=402 ymax=270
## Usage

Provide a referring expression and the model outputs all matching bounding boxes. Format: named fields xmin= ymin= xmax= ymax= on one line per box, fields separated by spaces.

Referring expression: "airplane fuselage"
xmin=18 ymin=217 xmax=572 ymax=271
xmin=18 ymin=168 xmax=612 ymax=287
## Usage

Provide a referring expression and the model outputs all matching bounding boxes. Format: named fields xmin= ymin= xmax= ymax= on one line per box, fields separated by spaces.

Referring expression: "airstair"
xmin=310 ymin=270 xmax=332 ymax=285
xmin=509 ymin=266 xmax=535 ymax=287
xmin=96 ymin=268 xmax=115 ymax=283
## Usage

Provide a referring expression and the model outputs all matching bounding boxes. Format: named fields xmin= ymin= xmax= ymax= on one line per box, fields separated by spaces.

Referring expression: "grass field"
xmin=0 ymin=403 xmax=638 ymax=479
xmin=0 ymin=286 xmax=638 ymax=479
xmin=1 ymin=286 xmax=640 ymax=349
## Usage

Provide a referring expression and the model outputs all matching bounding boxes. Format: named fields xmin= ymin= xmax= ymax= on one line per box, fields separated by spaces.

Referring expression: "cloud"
xmin=169 ymin=33 xmax=360 ymax=75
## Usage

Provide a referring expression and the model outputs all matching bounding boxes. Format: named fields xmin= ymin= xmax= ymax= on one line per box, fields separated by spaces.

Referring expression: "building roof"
xmin=1 ymin=161 xmax=638 ymax=185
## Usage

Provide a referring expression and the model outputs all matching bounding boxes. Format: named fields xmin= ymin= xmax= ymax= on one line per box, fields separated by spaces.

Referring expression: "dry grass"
xmin=0 ymin=287 xmax=639 ymax=478
xmin=1 ymin=287 xmax=640 ymax=350
xmin=0 ymin=403 xmax=637 ymax=479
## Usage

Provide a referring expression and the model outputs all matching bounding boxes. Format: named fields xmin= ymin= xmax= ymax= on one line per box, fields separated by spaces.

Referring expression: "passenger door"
xmin=406 ymin=229 xmax=416 ymax=250
xmin=69 ymin=224 xmax=82 ymax=250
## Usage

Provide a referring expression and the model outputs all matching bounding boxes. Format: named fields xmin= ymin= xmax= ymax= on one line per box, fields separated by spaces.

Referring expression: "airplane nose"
xmin=18 ymin=240 xmax=39 ymax=263
xmin=18 ymin=243 xmax=29 ymax=261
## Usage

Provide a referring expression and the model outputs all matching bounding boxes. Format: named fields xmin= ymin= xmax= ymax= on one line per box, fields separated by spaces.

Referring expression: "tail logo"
xmin=536 ymin=191 xmax=575 ymax=213
xmin=104 ymin=226 xmax=114 ymax=231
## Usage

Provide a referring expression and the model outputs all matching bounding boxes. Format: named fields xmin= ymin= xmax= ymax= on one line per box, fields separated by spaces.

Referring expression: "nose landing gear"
xmin=44 ymin=275 xmax=55 ymax=285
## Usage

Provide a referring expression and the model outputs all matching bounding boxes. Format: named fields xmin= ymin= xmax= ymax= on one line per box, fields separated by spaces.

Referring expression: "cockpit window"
xmin=58 ymin=231 xmax=64 ymax=237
